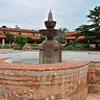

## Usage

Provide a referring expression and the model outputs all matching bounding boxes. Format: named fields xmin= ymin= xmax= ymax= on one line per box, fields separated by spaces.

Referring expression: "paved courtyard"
xmin=0 ymin=49 xmax=21 ymax=53
xmin=87 ymin=94 xmax=100 ymax=100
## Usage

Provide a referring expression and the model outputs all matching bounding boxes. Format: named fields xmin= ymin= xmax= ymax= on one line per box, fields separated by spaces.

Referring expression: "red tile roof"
xmin=65 ymin=31 xmax=84 ymax=40
xmin=0 ymin=35 xmax=6 ymax=38
xmin=0 ymin=27 xmax=40 ymax=33
xmin=24 ymin=36 xmax=41 ymax=39
xmin=31 ymin=36 xmax=41 ymax=39
xmin=14 ymin=35 xmax=41 ymax=39
xmin=65 ymin=31 xmax=79 ymax=36
xmin=78 ymin=36 xmax=85 ymax=39
xmin=66 ymin=36 xmax=85 ymax=39
xmin=66 ymin=37 xmax=76 ymax=39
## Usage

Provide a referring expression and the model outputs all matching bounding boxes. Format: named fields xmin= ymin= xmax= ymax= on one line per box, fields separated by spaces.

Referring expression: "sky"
xmin=0 ymin=0 xmax=100 ymax=31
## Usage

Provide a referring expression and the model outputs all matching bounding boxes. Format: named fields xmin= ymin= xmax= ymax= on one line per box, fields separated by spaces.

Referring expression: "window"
xmin=19 ymin=33 xmax=21 ymax=35
xmin=3 ymin=32 xmax=6 ymax=34
xmin=33 ymin=33 xmax=35 ymax=36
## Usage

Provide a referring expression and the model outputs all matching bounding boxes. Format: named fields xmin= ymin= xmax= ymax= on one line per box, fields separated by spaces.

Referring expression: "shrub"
xmin=0 ymin=44 xmax=2 ymax=49
xmin=63 ymin=45 xmax=75 ymax=50
xmin=31 ymin=44 xmax=39 ymax=50
xmin=13 ymin=44 xmax=23 ymax=50
xmin=5 ymin=32 xmax=14 ymax=44
xmin=55 ymin=34 xmax=66 ymax=44
xmin=27 ymin=37 xmax=34 ymax=43
xmin=0 ymin=44 xmax=14 ymax=49
xmin=14 ymin=35 xmax=27 ymax=46
xmin=31 ymin=44 xmax=38 ymax=47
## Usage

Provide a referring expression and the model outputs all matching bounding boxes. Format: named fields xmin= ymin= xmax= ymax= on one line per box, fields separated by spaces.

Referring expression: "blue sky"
xmin=0 ymin=0 xmax=100 ymax=31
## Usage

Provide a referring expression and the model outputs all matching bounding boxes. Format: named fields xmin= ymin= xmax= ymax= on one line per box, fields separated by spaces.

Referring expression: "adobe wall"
xmin=88 ymin=61 xmax=100 ymax=94
xmin=0 ymin=59 xmax=88 ymax=100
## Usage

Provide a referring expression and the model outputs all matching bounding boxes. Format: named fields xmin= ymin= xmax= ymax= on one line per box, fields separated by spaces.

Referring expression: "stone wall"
xmin=88 ymin=61 xmax=100 ymax=94
xmin=23 ymin=43 xmax=32 ymax=51
xmin=0 ymin=59 xmax=88 ymax=100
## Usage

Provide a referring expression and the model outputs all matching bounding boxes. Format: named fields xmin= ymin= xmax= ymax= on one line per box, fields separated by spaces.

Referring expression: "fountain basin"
xmin=45 ymin=21 xmax=56 ymax=29
xmin=40 ymin=29 xmax=58 ymax=40
xmin=2 ymin=51 xmax=100 ymax=64
xmin=0 ymin=51 xmax=100 ymax=100
xmin=0 ymin=58 xmax=88 ymax=100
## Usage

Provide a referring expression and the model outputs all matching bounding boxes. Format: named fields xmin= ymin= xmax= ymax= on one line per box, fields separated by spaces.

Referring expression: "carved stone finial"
xmin=48 ymin=11 xmax=53 ymax=21
xmin=45 ymin=11 xmax=56 ymax=29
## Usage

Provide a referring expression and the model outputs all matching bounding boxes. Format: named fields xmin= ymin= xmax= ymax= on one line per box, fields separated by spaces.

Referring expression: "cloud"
xmin=0 ymin=0 xmax=99 ymax=30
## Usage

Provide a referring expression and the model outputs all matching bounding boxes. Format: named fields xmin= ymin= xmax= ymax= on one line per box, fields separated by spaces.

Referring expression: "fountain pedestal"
xmin=39 ymin=11 xmax=62 ymax=64
xmin=39 ymin=40 xmax=62 ymax=64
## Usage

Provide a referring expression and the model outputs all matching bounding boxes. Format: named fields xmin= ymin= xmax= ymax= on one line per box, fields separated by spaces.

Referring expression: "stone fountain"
xmin=39 ymin=11 xmax=62 ymax=64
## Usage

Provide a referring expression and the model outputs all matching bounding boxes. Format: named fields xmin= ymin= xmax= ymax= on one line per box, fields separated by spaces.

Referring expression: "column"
xmin=2 ymin=38 xmax=5 ymax=45
xmin=65 ymin=39 xmax=67 ymax=45
xmin=12 ymin=42 xmax=14 ymax=45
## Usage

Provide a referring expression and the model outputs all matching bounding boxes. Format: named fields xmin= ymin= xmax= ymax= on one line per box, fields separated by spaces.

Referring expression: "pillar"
xmin=2 ymin=38 xmax=5 ymax=45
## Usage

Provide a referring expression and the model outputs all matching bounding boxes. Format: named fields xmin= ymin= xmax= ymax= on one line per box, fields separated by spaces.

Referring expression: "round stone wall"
xmin=88 ymin=61 xmax=100 ymax=94
xmin=0 ymin=59 xmax=88 ymax=100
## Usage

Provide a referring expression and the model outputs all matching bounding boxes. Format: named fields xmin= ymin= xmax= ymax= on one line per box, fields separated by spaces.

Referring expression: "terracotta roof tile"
xmin=0 ymin=27 xmax=40 ymax=33
xmin=65 ymin=31 xmax=79 ymax=36
xmin=65 ymin=31 xmax=85 ymax=39
xmin=66 ymin=37 xmax=76 ymax=39
xmin=14 ymin=35 xmax=40 ymax=39
xmin=66 ymin=36 xmax=85 ymax=39
xmin=78 ymin=36 xmax=85 ymax=39
xmin=25 ymin=36 xmax=41 ymax=39
xmin=0 ymin=35 xmax=6 ymax=38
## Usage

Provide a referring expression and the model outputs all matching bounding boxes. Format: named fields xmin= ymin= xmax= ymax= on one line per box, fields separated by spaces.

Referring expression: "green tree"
xmin=55 ymin=34 xmax=66 ymax=44
xmin=76 ymin=6 xmax=100 ymax=49
xmin=27 ymin=36 xmax=45 ymax=44
xmin=27 ymin=37 xmax=34 ymax=43
xmin=5 ymin=32 xmax=14 ymax=44
xmin=14 ymin=35 xmax=27 ymax=46
xmin=39 ymin=36 xmax=45 ymax=43
xmin=58 ymin=27 xmax=69 ymax=34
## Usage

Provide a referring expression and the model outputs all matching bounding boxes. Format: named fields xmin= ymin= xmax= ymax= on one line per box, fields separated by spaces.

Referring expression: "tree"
xmin=15 ymin=25 xmax=20 ymax=29
xmin=14 ymin=35 xmax=27 ymax=46
xmin=58 ymin=27 xmax=69 ymax=34
xmin=5 ymin=32 xmax=14 ymax=44
xmin=87 ymin=6 xmax=100 ymax=26
xmin=27 ymin=37 xmax=34 ymax=43
xmin=39 ymin=36 xmax=45 ymax=43
xmin=27 ymin=36 xmax=45 ymax=44
xmin=76 ymin=6 xmax=100 ymax=49
xmin=55 ymin=27 xmax=68 ymax=44
xmin=55 ymin=34 xmax=66 ymax=44
xmin=2 ymin=25 xmax=7 ymax=28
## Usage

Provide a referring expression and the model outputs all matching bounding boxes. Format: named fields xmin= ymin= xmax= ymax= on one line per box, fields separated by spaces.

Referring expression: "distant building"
xmin=65 ymin=31 xmax=85 ymax=44
xmin=0 ymin=27 xmax=40 ymax=45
